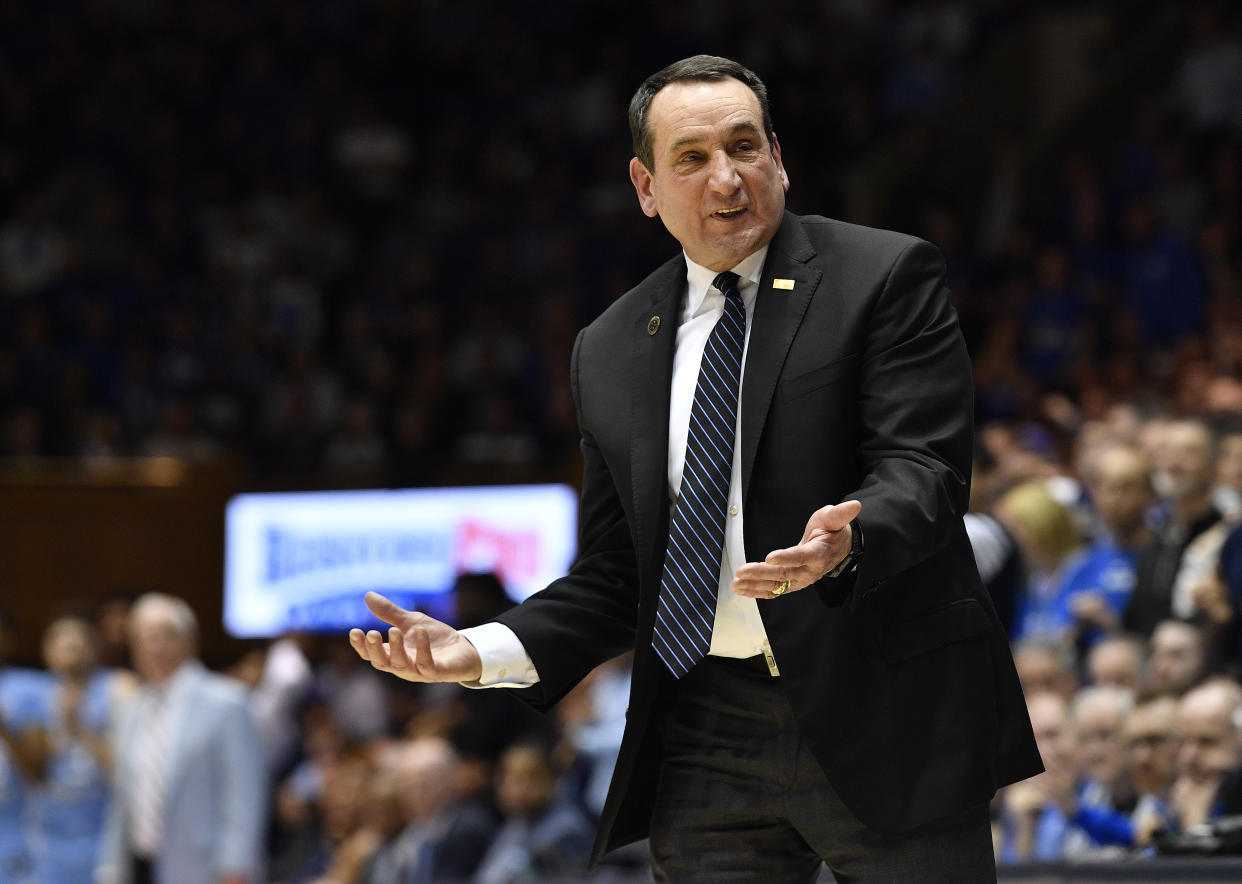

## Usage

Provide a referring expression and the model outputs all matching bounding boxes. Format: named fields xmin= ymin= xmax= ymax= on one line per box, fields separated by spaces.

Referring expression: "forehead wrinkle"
xmin=667 ymin=120 xmax=762 ymax=156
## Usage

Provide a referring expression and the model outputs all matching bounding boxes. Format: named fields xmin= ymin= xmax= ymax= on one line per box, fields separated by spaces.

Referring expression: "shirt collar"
xmin=682 ymin=245 xmax=769 ymax=317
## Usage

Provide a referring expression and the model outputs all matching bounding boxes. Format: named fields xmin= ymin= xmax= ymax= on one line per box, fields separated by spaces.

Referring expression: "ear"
xmin=629 ymin=157 xmax=659 ymax=218
xmin=770 ymin=132 xmax=790 ymax=192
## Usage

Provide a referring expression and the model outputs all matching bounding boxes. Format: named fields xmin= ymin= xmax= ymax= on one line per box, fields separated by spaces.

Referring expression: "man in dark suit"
xmin=350 ymin=55 xmax=1041 ymax=881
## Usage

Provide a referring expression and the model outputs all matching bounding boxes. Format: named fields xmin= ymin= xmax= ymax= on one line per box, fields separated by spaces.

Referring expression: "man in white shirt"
xmin=351 ymin=55 xmax=1039 ymax=882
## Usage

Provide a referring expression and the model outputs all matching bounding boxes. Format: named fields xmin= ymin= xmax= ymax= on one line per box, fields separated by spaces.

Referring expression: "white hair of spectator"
xmin=130 ymin=592 xmax=199 ymax=638
xmin=1072 ymin=684 xmax=1135 ymax=721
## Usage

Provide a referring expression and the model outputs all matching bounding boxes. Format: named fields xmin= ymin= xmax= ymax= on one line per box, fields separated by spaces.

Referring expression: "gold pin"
xmin=773 ymin=278 xmax=795 ymax=290
xmin=647 ymin=316 xmax=660 ymax=335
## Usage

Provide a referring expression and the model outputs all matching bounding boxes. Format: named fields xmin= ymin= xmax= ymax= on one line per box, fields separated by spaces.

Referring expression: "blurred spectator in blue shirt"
xmin=29 ymin=616 xmax=136 ymax=884
xmin=0 ymin=607 xmax=51 ymax=882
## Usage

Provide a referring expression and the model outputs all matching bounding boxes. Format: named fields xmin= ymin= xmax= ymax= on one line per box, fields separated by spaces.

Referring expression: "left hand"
xmin=732 ymin=500 xmax=862 ymax=599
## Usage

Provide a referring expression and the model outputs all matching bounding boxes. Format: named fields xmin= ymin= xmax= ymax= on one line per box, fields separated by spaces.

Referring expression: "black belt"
xmin=702 ymin=653 xmax=779 ymax=678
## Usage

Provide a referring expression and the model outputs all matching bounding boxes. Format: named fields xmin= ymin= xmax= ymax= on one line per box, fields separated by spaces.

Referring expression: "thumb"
xmin=364 ymin=591 xmax=411 ymax=626
xmin=811 ymin=499 xmax=862 ymax=534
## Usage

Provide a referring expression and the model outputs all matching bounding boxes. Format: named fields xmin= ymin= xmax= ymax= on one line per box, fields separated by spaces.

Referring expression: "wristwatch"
xmin=826 ymin=518 xmax=864 ymax=578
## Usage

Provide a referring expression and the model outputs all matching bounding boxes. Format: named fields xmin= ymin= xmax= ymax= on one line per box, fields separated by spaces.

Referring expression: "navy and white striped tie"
xmin=653 ymin=270 xmax=746 ymax=678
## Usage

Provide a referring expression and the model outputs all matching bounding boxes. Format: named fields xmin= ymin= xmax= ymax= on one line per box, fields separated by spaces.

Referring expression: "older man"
xmin=1169 ymin=679 xmax=1242 ymax=828
xmin=351 ymin=55 xmax=1039 ymax=881
xmin=96 ymin=594 xmax=266 ymax=884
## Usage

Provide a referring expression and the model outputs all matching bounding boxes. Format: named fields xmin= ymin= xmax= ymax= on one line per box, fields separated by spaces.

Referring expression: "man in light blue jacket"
xmin=96 ymin=594 xmax=267 ymax=884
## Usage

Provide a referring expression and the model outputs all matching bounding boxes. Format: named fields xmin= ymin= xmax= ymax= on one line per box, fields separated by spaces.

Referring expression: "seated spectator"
xmin=1125 ymin=419 xmax=1225 ymax=637
xmin=1064 ymin=445 xmax=1152 ymax=649
xmin=360 ymin=737 xmax=494 ymax=884
xmin=473 ymin=741 xmax=595 ymax=883
xmin=1086 ymin=634 xmax=1144 ymax=692
xmin=1147 ymin=620 xmax=1208 ymax=696
xmin=1124 ymin=695 xmax=1179 ymax=846
xmin=1073 ymin=686 xmax=1134 ymax=811
xmin=29 ymin=616 xmax=136 ymax=884
xmin=998 ymin=691 xmax=1093 ymax=862
xmin=996 ymin=481 xmax=1088 ymax=643
xmin=1169 ymin=679 xmax=1242 ymax=829
xmin=1013 ymin=638 xmax=1078 ymax=701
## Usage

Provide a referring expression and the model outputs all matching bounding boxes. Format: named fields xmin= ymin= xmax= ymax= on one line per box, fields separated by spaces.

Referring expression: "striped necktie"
xmin=130 ymin=686 xmax=172 ymax=857
xmin=653 ymin=270 xmax=746 ymax=678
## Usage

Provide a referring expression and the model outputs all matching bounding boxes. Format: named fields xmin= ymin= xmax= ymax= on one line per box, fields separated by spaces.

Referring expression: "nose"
xmin=706 ymin=149 xmax=741 ymax=195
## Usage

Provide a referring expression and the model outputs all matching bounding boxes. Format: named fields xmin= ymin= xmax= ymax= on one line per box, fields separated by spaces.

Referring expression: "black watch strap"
xmin=826 ymin=517 xmax=864 ymax=579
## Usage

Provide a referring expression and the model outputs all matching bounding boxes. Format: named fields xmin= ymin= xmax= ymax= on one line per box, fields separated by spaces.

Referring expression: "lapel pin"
xmin=773 ymin=278 xmax=795 ymax=290
xmin=647 ymin=316 xmax=660 ymax=335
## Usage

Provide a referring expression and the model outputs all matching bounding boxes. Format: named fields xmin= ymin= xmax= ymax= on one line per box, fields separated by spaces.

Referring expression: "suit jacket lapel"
xmin=629 ymin=257 xmax=683 ymax=590
xmin=741 ymin=214 xmax=821 ymax=507
xmin=160 ymin=660 xmax=204 ymax=799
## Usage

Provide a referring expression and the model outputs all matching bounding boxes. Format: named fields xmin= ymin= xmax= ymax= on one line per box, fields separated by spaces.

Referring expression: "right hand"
xmin=348 ymin=592 xmax=483 ymax=683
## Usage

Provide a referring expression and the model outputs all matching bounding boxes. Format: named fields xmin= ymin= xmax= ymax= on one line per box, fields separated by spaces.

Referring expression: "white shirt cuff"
xmin=457 ymin=622 xmax=540 ymax=688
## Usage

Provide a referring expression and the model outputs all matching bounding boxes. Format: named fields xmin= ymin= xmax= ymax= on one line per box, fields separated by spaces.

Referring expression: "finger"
xmin=364 ymin=591 xmax=411 ymax=627
xmin=412 ymin=626 xmax=435 ymax=676
xmin=363 ymin=629 xmax=392 ymax=669
xmin=820 ymin=499 xmax=862 ymax=530
xmin=388 ymin=627 xmax=412 ymax=670
xmin=735 ymin=560 xmax=798 ymax=580
xmin=349 ymin=628 xmax=370 ymax=661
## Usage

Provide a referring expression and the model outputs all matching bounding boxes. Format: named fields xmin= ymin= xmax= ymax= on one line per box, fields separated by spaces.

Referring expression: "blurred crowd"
xmin=0 ymin=577 xmax=638 ymax=883
xmin=1 ymin=0 xmax=1028 ymax=481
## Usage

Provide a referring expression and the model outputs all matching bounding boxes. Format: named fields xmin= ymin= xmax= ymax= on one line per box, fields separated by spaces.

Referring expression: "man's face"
xmin=1087 ymin=641 xmax=1142 ymax=692
xmin=1126 ymin=698 xmax=1177 ymax=795
xmin=1148 ymin=621 xmax=1204 ymax=694
xmin=1152 ymin=422 xmax=1213 ymax=502
xmin=630 ymin=77 xmax=789 ymax=271
xmin=1176 ymin=692 xmax=1240 ymax=784
xmin=129 ymin=604 xmax=192 ymax=684
xmin=1028 ymin=692 xmax=1078 ymax=776
xmin=1075 ymin=695 xmax=1127 ymax=786
xmin=1090 ymin=448 xmax=1151 ymax=538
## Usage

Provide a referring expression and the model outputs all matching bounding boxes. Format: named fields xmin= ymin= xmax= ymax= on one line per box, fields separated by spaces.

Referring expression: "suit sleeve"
xmin=846 ymin=239 xmax=974 ymax=605
xmin=212 ymin=692 xmax=268 ymax=879
xmin=493 ymin=326 xmax=640 ymax=710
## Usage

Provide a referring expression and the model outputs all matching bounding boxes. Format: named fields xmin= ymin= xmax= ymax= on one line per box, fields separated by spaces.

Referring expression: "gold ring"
xmin=774 ymin=579 xmax=790 ymax=596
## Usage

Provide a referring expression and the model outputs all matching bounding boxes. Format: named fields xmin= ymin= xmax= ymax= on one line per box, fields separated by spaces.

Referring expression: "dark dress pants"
xmin=649 ymin=655 xmax=996 ymax=883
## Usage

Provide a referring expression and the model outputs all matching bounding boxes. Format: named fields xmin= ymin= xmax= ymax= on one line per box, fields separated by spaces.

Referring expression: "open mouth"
xmin=713 ymin=207 xmax=747 ymax=220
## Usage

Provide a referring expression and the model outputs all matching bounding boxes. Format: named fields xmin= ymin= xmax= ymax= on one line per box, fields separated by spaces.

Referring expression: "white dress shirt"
xmin=461 ymin=246 xmax=773 ymax=687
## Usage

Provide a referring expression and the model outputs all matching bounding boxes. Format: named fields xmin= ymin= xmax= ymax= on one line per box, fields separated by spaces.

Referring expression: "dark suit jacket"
xmin=496 ymin=212 xmax=1042 ymax=865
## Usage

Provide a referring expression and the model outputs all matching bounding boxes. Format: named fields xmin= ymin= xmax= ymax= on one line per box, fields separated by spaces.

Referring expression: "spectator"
xmin=96 ymin=593 xmax=267 ymax=884
xmin=0 ymin=606 xmax=50 ymax=881
xmin=998 ymin=692 xmax=1091 ymax=862
xmin=1064 ymin=445 xmax=1153 ymax=648
xmin=1148 ymin=619 xmax=1209 ymax=696
xmin=1013 ymin=638 xmax=1078 ymax=701
xmin=1169 ymin=679 xmax=1242 ymax=829
xmin=474 ymin=741 xmax=595 ymax=883
xmin=1073 ymin=686 xmax=1134 ymax=812
xmin=1123 ymin=695 xmax=1179 ymax=846
xmin=996 ymin=480 xmax=1087 ymax=642
xmin=29 ymin=616 xmax=136 ymax=884
xmin=1086 ymin=634 xmax=1145 ymax=693
xmin=359 ymin=737 xmax=494 ymax=884
xmin=1125 ymin=419 xmax=1226 ymax=636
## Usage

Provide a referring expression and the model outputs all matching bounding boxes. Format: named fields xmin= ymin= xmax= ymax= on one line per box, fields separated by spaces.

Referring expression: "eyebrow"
xmin=667 ymin=121 xmax=762 ymax=156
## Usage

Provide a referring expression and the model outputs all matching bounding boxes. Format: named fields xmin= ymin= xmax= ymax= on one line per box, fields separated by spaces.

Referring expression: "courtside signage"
xmin=223 ymin=484 xmax=577 ymax=636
